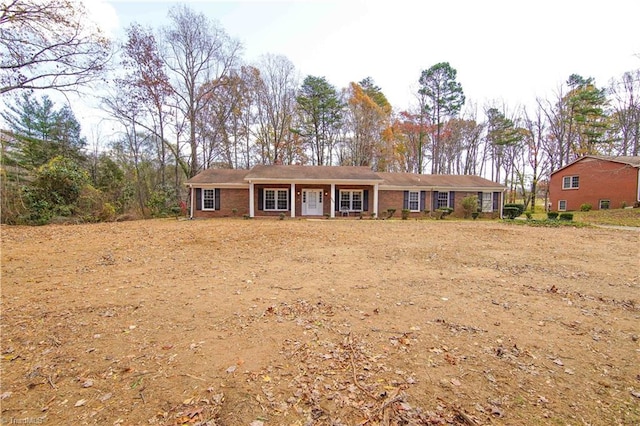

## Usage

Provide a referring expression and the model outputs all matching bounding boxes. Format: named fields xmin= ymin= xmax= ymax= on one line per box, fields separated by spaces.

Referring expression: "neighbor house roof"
xmin=244 ymin=165 xmax=383 ymax=183
xmin=550 ymin=155 xmax=640 ymax=175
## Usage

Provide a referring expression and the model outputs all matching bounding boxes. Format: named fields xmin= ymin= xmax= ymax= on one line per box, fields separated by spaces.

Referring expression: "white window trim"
xmin=558 ymin=200 xmax=567 ymax=211
xmin=481 ymin=192 xmax=493 ymax=213
xmin=408 ymin=191 xmax=420 ymax=212
xmin=437 ymin=192 xmax=449 ymax=209
xmin=562 ymin=175 xmax=579 ymax=189
xmin=339 ymin=190 xmax=363 ymax=212
xmin=264 ymin=188 xmax=289 ymax=211
xmin=202 ymin=189 xmax=216 ymax=211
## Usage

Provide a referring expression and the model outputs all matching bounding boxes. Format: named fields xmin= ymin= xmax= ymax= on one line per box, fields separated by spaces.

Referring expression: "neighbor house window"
xmin=599 ymin=199 xmax=610 ymax=210
xmin=264 ymin=189 xmax=288 ymax=211
xmin=202 ymin=189 xmax=215 ymax=210
xmin=437 ymin=191 xmax=449 ymax=209
xmin=562 ymin=175 xmax=579 ymax=189
xmin=558 ymin=200 xmax=567 ymax=211
xmin=408 ymin=191 xmax=420 ymax=211
xmin=340 ymin=190 xmax=363 ymax=211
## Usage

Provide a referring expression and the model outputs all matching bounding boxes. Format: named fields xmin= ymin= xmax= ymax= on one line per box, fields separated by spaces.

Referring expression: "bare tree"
xmin=162 ymin=4 xmax=241 ymax=177
xmin=0 ymin=0 xmax=111 ymax=94
xmin=608 ymin=70 xmax=640 ymax=156
xmin=253 ymin=54 xmax=299 ymax=165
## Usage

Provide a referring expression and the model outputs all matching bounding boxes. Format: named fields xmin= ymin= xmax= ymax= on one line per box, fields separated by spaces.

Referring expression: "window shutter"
xmin=420 ymin=191 xmax=426 ymax=211
xmin=363 ymin=190 xmax=369 ymax=211
xmin=195 ymin=188 xmax=202 ymax=211
xmin=403 ymin=191 xmax=409 ymax=209
xmin=493 ymin=192 xmax=500 ymax=211
xmin=258 ymin=188 xmax=263 ymax=211
xmin=335 ymin=187 xmax=339 ymax=211
xmin=215 ymin=188 xmax=221 ymax=210
xmin=449 ymin=191 xmax=455 ymax=209
xmin=432 ymin=191 xmax=438 ymax=210
xmin=478 ymin=192 xmax=483 ymax=211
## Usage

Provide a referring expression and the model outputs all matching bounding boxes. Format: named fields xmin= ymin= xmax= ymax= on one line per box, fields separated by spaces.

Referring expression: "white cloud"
xmin=82 ymin=0 xmax=120 ymax=37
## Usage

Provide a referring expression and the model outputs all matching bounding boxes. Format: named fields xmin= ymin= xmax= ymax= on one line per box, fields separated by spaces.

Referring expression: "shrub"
xmin=621 ymin=201 xmax=627 ymax=208
xmin=435 ymin=207 xmax=453 ymax=219
xmin=580 ymin=203 xmax=592 ymax=212
xmin=279 ymin=212 xmax=285 ymax=220
xmin=232 ymin=208 xmax=238 ymax=216
xmin=525 ymin=211 xmax=532 ymax=220
xmin=547 ymin=211 xmax=559 ymax=220
xmin=504 ymin=203 xmax=525 ymax=217
xmin=243 ymin=214 xmax=251 ymax=220
xmin=559 ymin=212 xmax=574 ymax=221
xmin=386 ymin=208 xmax=396 ymax=218
xmin=471 ymin=212 xmax=479 ymax=220
xmin=461 ymin=195 xmax=479 ymax=218
xmin=401 ymin=209 xmax=410 ymax=220
xmin=503 ymin=206 xmax=520 ymax=219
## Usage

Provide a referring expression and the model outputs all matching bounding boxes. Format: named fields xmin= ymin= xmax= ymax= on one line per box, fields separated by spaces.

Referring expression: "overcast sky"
xmin=81 ymin=0 xmax=639 ymax=138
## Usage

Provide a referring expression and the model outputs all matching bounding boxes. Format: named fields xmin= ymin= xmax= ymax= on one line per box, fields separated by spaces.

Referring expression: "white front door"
xmin=302 ymin=189 xmax=323 ymax=216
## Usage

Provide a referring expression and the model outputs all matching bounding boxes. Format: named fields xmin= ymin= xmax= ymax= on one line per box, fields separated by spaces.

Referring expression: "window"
xmin=480 ymin=192 xmax=493 ymax=212
xmin=340 ymin=190 xmax=363 ymax=211
xmin=437 ymin=191 xmax=449 ymax=209
xmin=562 ymin=175 xmax=579 ymax=189
xmin=408 ymin=191 xmax=419 ymax=211
xmin=202 ymin=189 xmax=215 ymax=210
xmin=264 ymin=189 xmax=288 ymax=211
xmin=558 ymin=200 xmax=567 ymax=211
xmin=599 ymin=199 xmax=610 ymax=210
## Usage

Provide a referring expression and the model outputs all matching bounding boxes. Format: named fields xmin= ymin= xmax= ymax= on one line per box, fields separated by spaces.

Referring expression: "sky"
xmin=79 ymin=0 xmax=640 ymax=141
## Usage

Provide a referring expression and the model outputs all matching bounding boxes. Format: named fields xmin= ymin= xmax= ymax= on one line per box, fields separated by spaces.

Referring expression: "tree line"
xmin=1 ymin=1 xmax=639 ymax=224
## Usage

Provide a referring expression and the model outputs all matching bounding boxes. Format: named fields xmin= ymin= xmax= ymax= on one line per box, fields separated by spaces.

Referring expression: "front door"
xmin=302 ymin=189 xmax=323 ymax=216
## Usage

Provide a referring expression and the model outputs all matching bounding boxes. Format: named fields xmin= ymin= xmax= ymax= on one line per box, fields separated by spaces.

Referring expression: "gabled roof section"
xmin=377 ymin=172 xmax=504 ymax=190
xmin=244 ymin=165 xmax=383 ymax=182
xmin=550 ymin=155 xmax=640 ymax=175
xmin=185 ymin=168 xmax=249 ymax=185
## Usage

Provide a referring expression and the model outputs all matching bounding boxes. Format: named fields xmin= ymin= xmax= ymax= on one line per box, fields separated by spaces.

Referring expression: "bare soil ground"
xmin=1 ymin=218 xmax=639 ymax=426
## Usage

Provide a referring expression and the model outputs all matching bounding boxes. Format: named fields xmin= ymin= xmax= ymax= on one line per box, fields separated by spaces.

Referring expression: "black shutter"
xmin=449 ymin=191 xmax=455 ymax=209
xmin=363 ymin=190 xmax=369 ymax=211
xmin=493 ymin=192 xmax=500 ymax=211
xmin=420 ymin=191 xmax=426 ymax=211
xmin=258 ymin=188 xmax=263 ymax=211
xmin=403 ymin=191 xmax=409 ymax=209
xmin=335 ymin=187 xmax=339 ymax=211
xmin=195 ymin=188 xmax=202 ymax=211
xmin=478 ymin=192 xmax=483 ymax=211
xmin=432 ymin=191 xmax=438 ymax=210
xmin=215 ymin=188 xmax=221 ymax=210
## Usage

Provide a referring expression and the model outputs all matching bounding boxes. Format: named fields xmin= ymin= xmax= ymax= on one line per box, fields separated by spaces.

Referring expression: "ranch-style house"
xmin=549 ymin=155 xmax=640 ymax=211
xmin=185 ymin=165 xmax=505 ymax=219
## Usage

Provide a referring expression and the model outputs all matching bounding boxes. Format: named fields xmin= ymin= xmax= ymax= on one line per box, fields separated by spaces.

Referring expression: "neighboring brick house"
xmin=185 ymin=165 xmax=505 ymax=219
xmin=549 ymin=155 xmax=640 ymax=211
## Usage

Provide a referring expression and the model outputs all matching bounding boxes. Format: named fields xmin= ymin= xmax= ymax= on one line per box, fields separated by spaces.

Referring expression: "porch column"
xmin=189 ymin=186 xmax=194 ymax=219
xmin=291 ymin=183 xmax=296 ymax=218
xmin=373 ymin=183 xmax=379 ymax=217
xmin=249 ymin=181 xmax=255 ymax=218
xmin=330 ymin=183 xmax=335 ymax=218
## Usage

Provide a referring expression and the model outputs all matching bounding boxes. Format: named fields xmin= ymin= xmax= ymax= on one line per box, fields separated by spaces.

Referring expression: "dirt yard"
xmin=1 ymin=218 xmax=639 ymax=425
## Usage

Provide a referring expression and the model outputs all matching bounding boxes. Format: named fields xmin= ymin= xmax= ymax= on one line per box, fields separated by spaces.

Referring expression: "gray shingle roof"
xmin=244 ymin=165 xmax=382 ymax=181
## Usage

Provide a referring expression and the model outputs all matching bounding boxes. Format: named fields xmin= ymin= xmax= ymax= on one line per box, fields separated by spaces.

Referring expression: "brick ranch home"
xmin=549 ymin=155 xmax=640 ymax=211
xmin=185 ymin=165 xmax=505 ymax=219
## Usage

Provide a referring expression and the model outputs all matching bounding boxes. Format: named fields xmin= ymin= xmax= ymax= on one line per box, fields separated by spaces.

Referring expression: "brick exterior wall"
xmin=378 ymin=190 xmax=502 ymax=219
xmin=549 ymin=158 xmax=640 ymax=211
xmin=192 ymin=188 xmax=249 ymax=218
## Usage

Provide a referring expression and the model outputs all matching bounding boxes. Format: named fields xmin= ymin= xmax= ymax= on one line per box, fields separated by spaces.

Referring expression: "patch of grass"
xmin=503 ymin=218 xmax=590 ymax=228
xmin=571 ymin=209 xmax=640 ymax=227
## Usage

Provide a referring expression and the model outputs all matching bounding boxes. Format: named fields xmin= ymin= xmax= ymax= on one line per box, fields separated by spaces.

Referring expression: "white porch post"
xmin=291 ymin=183 xmax=296 ymax=217
xmin=330 ymin=183 xmax=335 ymax=218
xmin=189 ymin=186 xmax=194 ymax=219
xmin=249 ymin=182 xmax=255 ymax=218
xmin=373 ymin=183 xmax=379 ymax=217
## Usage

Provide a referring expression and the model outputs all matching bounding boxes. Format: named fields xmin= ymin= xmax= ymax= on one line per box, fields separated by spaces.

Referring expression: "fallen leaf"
xmin=0 ymin=391 xmax=12 ymax=400
xmin=74 ymin=399 xmax=86 ymax=407
xmin=225 ymin=365 xmax=236 ymax=374
xmin=82 ymin=379 xmax=94 ymax=388
xmin=553 ymin=358 xmax=564 ymax=366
